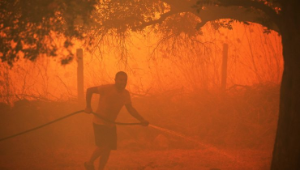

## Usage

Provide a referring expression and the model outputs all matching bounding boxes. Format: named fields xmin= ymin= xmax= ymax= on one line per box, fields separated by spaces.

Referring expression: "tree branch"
xmin=218 ymin=0 xmax=280 ymax=26
xmin=194 ymin=5 xmax=279 ymax=32
xmin=134 ymin=0 xmax=280 ymax=33
xmin=133 ymin=10 xmax=175 ymax=30
xmin=133 ymin=0 xmax=196 ymax=30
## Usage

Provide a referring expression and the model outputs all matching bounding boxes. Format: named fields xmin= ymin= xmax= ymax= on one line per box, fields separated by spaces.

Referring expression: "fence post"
xmin=77 ymin=48 xmax=84 ymax=105
xmin=221 ymin=43 xmax=228 ymax=92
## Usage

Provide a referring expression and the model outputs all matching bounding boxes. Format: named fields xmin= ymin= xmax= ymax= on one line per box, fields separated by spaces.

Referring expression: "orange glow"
xmin=0 ymin=21 xmax=281 ymax=169
xmin=0 ymin=21 xmax=282 ymax=101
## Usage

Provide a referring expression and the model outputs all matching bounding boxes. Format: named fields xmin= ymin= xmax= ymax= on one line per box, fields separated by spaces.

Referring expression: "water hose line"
xmin=0 ymin=110 xmax=143 ymax=142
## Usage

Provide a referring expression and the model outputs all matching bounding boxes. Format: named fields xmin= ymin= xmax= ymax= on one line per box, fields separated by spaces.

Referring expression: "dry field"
xmin=0 ymin=85 xmax=279 ymax=170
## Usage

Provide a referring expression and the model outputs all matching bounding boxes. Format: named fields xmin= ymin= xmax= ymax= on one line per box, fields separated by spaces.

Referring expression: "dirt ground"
xmin=0 ymin=141 xmax=271 ymax=170
xmin=0 ymin=115 xmax=273 ymax=170
xmin=0 ymin=86 xmax=278 ymax=170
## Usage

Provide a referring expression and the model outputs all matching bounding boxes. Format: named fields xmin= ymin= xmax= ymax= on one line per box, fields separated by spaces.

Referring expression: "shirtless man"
xmin=84 ymin=71 xmax=149 ymax=170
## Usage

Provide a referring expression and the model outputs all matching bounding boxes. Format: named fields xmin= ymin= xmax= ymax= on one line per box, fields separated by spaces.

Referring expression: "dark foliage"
xmin=0 ymin=0 xmax=97 ymax=66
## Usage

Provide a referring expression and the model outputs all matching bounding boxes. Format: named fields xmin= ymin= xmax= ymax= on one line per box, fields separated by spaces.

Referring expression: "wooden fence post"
xmin=221 ymin=43 xmax=228 ymax=92
xmin=77 ymin=48 xmax=84 ymax=105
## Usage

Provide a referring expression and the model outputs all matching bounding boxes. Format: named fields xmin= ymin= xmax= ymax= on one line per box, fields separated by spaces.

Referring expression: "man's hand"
xmin=84 ymin=107 xmax=93 ymax=114
xmin=140 ymin=120 xmax=149 ymax=126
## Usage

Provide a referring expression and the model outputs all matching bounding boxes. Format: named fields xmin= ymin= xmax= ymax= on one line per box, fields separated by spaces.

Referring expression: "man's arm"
xmin=85 ymin=87 xmax=99 ymax=113
xmin=125 ymin=103 xmax=149 ymax=126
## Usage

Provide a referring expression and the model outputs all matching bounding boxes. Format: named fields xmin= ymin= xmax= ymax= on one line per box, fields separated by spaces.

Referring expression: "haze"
xmin=0 ymin=20 xmax=282 ymax=170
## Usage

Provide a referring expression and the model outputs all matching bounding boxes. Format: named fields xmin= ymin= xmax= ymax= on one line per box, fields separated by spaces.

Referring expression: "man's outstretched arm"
xmin=85 ymin=87 xmax=99 ymax=113
xmin=125 ymin=103 xmax=149 ymax=126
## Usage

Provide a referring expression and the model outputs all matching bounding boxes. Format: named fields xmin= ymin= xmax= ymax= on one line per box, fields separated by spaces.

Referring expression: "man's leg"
xmin=87 ymin=147 xmax=103 ymax=165
xmin=85 ymin=147 xmax=111 ymax=169
xmin=98 ymin=149 xmax=111 ymax=170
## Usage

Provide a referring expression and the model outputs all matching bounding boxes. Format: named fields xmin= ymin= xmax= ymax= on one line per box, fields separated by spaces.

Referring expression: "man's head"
xmin=114 ymin=71 xmax=128 ymax=91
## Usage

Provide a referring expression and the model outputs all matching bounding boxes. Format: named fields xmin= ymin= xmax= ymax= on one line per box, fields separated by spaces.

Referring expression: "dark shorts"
xmin=93 ymin=123 xmax=117 ymax=150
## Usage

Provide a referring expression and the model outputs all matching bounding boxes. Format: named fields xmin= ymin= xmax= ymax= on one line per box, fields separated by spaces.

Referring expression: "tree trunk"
xmin=271 ymin=3 xmax=300 ymax=169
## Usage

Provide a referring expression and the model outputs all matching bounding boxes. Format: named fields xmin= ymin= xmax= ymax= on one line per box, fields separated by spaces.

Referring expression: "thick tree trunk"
xmin=271 ymin=3 xmax=300 ymax=169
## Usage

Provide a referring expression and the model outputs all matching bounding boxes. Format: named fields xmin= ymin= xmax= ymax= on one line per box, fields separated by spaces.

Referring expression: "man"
xmin=84 ymin=71 xmax=149 ymax=170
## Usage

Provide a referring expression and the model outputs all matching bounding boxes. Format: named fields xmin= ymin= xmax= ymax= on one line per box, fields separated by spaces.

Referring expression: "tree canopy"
xmin=0 ymin=0 xmax=97 ymax=66
xmin=0 ymin=0 xmax=292 ymax=66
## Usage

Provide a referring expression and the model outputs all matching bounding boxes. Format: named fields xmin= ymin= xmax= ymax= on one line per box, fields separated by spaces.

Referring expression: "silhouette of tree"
xmin=0 ymin=0 xmax=97 ymax=66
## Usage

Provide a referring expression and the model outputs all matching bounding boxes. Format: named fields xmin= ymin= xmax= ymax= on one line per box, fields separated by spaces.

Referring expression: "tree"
xmin=1 ymin=0 xmax=299 ymax=169
xmin=0 ymin=0 xmax=97 ymax=66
